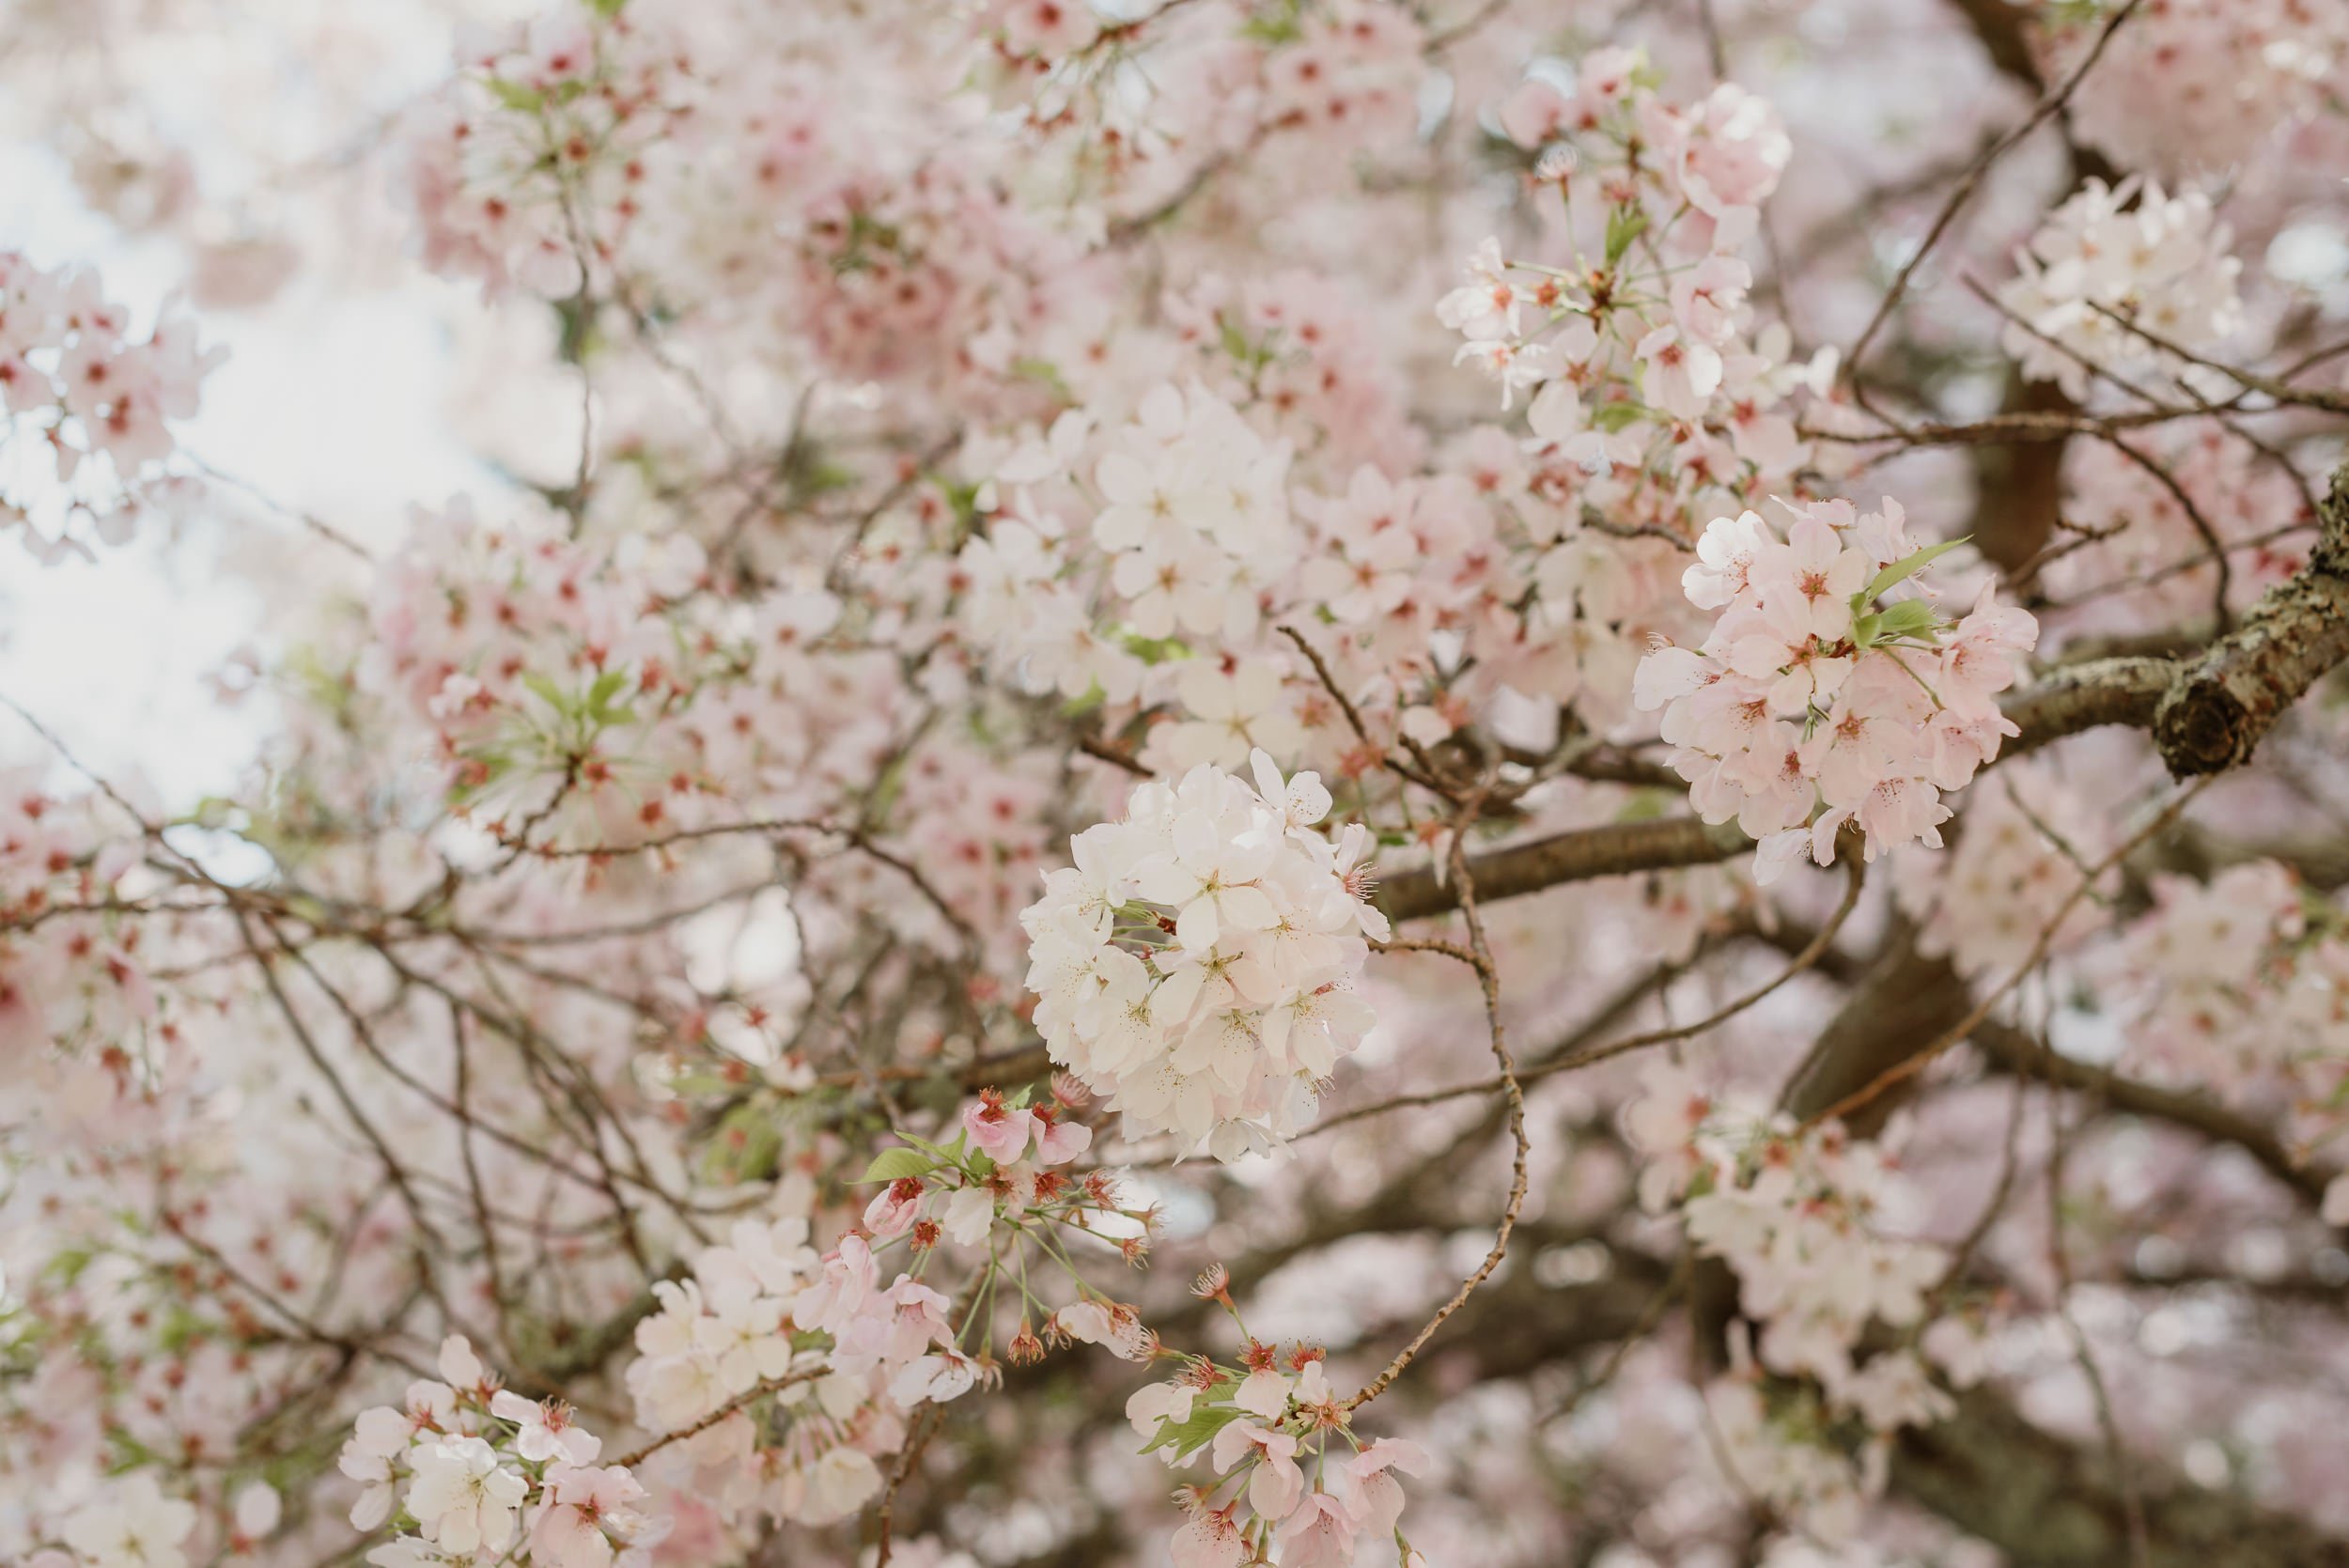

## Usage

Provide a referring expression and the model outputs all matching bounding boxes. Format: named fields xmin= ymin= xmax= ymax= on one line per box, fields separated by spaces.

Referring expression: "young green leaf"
xmin=1604 ymin=204 xmax=1650 ymax=266
xmin=1859 ymin=536 xmax=1968 ymax=605
xmin=856 ymin=1147 xmax=940 ymax=1185
xmin=1138 ymin=1389 xmax=1242 ymax=1459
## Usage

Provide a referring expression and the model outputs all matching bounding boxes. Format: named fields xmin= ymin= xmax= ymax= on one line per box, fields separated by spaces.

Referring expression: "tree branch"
xmin=2153 ymin=459 xmax=2349 ymax=776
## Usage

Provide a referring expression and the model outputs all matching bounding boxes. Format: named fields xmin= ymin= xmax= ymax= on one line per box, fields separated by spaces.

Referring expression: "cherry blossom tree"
xmin=5 ymin=0 xmax=2349 ymax=1564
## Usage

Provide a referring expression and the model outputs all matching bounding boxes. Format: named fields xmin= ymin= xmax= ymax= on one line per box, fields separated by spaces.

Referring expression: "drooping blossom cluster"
xmin=1633 ymin=499 xmax=2040 ymax=881
xmin=1021 ymin=753 xmax=1383 ymax=1157
xmin=1626 ymin=1063 xmax=1968 ymax=1542
xmin=0 ymin=251 xmax=218 ymax=559
xmin=620 ymin=1204 xmax=960 ymax=1527
xmin=1995 ymin=177 xmax=2244 ymax=402
xmin=1122 ymin=1266 xmax=1431 ymax=1568
xmin=1443 ymin=47 xmax=1821 ymax=482
xmin=614 ymin=1091 xmax=1156 ymax=1534
xmin=1627 ymin=1063 xmax=1950 ymax=1398
xmin=337 ymin=1335 xmax=646 ymax=1568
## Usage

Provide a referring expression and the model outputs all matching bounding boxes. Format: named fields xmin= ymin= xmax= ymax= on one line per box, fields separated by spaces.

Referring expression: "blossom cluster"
xmin=1021 ymin=753 xmax=1383 ymax=1158
xmin=403 ymin=2 xmax=692 ymax=298
xmin=1442 ymin=48 xmax=1818 ymax=484
xmin=1626 ymin=1064 xmax=1975 ymax=1543
xmin=0 ymin=251 xmax=219 ymax=559
xmin=2045 ymin=0 xmax=2349 ymax=175
xmin=337 ymin=1335 xmax=646 ymax=1568
xmin=1124 ymin=1270 xmax=1430 ymax=1568
xmin=620 ymin=1207 xmax=967 ymax=1528
xmin=1627 ymin=1063 xmax=1951 ymax=1399
xmin=1995 ymin=177 xmax=2243 ymax=402
xmin=1633 ymin=498 xmax=2039 ymax=882
xmin=2105 ymin=860 xmax=2349 ymax=1220
xmin=961 ymin=384 xmax=1299 ymax=734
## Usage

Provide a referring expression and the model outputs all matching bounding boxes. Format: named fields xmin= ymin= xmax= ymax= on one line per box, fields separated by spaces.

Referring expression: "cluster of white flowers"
xmin=1628 ymin=1063 xmax=1983 ymax=1545
xmin=1626 ymin=1064 xmax=1952 ymax=1406
xmin=0 ymin=250 xmax=220 ymax=559
xmin=1021 ymin=753 xmax=1385 ymax=1158
xmin=39 ymin=1474 xmax=201 ymax=1568
xmin=960 ymin=384 xmax=1307 ymax=764
xmin=336 ymin=1336 xmax=646 ymax=1568
xmin=1996 ymin=178 xmax=2243 ymax=401
xmin=1633 ymin=498 xmax=2039 ymax=884
xmin=622 ymin=1208 xmax=978 ymax=1527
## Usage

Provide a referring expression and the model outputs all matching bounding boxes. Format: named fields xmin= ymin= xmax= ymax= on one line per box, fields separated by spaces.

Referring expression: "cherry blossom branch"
xmin=1343 ymin=783 xmax=1526 ymax=1412
xmin=1971 ymin=1018 xmax=2337 ymax=1211
xmin=606 ymin=1370 xmax=824 ymax=1468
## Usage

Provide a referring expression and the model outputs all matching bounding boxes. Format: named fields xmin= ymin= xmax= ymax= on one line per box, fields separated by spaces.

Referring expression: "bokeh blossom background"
xmin=5 ymin=1 xmax=2349 ymax=1567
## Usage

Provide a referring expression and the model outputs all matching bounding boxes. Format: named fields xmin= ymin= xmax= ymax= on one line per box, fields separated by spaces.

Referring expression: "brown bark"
xmin=1377 ymin=656 xmax=2186 ymax=924
xmin=2152 ymin=461 xmax=2349 ymax=776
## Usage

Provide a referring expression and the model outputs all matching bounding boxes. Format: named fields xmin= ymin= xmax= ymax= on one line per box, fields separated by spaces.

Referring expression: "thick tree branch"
xmin=1378 ymin=659 xmax=2180 ymax=923
xmin=1376 ymin=816 xmax=1750 ymax=922
xmin=2152 ymin=460 xmax=2349 ymax=775
xmin=2000 ymin=654 xmax=2175 ymax=756
xmin=1383 ymin=465 xmax=2349 ymax=924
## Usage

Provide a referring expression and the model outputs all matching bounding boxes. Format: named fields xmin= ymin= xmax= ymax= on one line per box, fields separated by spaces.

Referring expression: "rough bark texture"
xmin=2001 ymin=654 xmax=2176 ymax=757
xmin=2152 ymin=460 xmax=2349 ymax=776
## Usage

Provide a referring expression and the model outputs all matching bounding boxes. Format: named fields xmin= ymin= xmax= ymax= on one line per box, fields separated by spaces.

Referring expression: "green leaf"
xmin=1604 ymin=204 xmax=1649 ymax=266
xmin=895 ymin=1129 xmax=970 ymax=1169
xmin=485 ymin=77 xmax=545 ymax=113
xmin=1118 ymin=631 xmax=1192 ymax=665
xmin=1592 ymin=400 xmax=1650 ymax=433
xmin=856 ymin=1147 xmax=940 ymax=1185
xmin=1860 ymin=537 xmax=1968 ymax=605
xmin=586 ymin=670 xmax=630 ymax=715
xmin=1855 ymin=598 xmax=1943 ymax=648
xmin=521 ymin=672 xmax=569 ymax=716
xmin=587 ymin=0 xmax=629 ymax=15
xmin=1139 ymin=1389 xmax=1242 ymax=1459
xmin=1010 ymin=356 xmax=1073 ymax=402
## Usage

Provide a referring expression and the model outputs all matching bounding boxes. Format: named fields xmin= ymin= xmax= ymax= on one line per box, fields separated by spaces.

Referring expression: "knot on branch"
xmin=2152 ymin=458 xmax=2349 ymax=778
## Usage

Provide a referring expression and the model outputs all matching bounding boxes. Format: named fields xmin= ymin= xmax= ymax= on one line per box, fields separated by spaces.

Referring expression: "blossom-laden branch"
xmin=11 ymin=1 xmax=2349 ymax=1566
